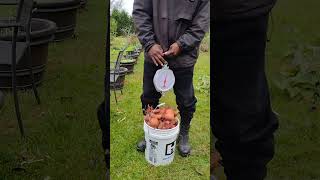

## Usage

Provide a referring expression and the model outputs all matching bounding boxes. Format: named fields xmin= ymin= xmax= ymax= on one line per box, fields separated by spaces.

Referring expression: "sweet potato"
xmin=164 ymin=109 xmax=175 ymax=121
xmin=169 ymin=124 xmax=175 ymax=129
xmin=144 ymin=106 xmax=179 ymax=129
xmin=149 ymin=117 xmax=159 ymax=128
xmin=158 ymin=121 xmax=165 ymax=129
xmin=144 ymin=115 xmax=149 ymax=122
xmin=153 ymin=109 xmax=161 ymax=114
xmin=174 ymin=110 xmax=179 ymax=117
xmin=151 ymin=113 xmax=162 ymax=120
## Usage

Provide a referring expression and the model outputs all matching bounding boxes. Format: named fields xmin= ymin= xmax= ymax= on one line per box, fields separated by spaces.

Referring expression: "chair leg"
xmin=114 ymin=90 xmax=117 ymax=104
xmin=12 ymin=39 xmax=25 ymax=137
xmin=120 ymin=90 xmax=123 ymax=95
xmin=27 ymin=46 xmax=40 ymax=104
xmin=13 ymin=77 xmax=24 ymax=137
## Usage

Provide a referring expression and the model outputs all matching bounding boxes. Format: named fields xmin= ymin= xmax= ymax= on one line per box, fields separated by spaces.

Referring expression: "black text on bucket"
xmin=165 ymin=141 xmax=175 ymax=156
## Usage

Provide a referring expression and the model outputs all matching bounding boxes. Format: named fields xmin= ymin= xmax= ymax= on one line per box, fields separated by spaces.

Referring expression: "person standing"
xmin=211 ymin=0 xmax=279 ymax=179
xmin=132 ymin=0 xmax=209 ymax=156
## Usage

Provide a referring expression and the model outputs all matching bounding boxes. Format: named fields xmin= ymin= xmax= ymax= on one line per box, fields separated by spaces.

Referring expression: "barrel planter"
xmin=125 ymin=50 xmax=140 ymax=64
xmin=136 ymin=48 xmax=142 ymax=55
xmin=120 ymin=59 xmax=136 ymax=74
xmin=124 ymin=54 xmax=138 ymax=64
xmin=33 ymin=0 xmax=80 ymax=41
xmin=135 ymin=49 xmax=142 ymax=64
xmin=0 ymin=18 xmax=56 ymax=88
xmin=125 ymin=50 xmax=140 ymax=60
xmin=110 ymin=67 xmax=127 ymax=90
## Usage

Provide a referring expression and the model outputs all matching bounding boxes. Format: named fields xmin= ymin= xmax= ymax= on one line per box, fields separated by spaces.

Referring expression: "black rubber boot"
xmin=105 ymin=149 xmax=110 ymax=180
xmin=210 ymin=174 xmax=217 ymax=180
xmin=178 ymin=124 xmax=191 ymax=157
xmin=136 ymin=139 xmax=146 ymax=152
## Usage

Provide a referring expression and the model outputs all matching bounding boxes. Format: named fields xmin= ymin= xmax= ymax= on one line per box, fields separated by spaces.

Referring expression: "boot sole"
xmin=136 ymin=146 xmax=145 ymax=152
xmin=178 ymin=151 xmax=191 ymax=157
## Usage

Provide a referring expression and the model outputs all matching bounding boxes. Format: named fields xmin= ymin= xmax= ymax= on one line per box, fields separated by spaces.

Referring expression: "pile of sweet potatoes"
xmin=144 ymin=105 xmax=179 ymax=129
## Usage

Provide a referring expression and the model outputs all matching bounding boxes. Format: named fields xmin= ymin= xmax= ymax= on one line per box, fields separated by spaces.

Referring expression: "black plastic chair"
xmin=110 ymin=50 xmax=127 ymax=104
xmin=0 ymin=0 xmax=40 ymax=137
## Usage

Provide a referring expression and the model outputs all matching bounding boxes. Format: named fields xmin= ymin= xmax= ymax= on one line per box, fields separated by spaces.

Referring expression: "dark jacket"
xmin=132 ymin=0 xmax=210 ymax=68
xmin=213 ymin=0 xmax=277 ymax=21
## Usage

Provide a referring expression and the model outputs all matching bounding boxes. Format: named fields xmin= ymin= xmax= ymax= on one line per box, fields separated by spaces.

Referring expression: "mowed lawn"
xmin=0 ymin=1 xmax=107 ymax=179
xmin=110 ymin=38 xmax=210 ymax=179
xmin=215 ymin=0 xmax=320 ymax=179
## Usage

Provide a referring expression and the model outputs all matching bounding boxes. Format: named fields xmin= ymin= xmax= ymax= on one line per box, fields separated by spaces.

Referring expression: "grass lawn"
xmin=0 ymin=1 xmax=106 ymax=179
xmin=110 ymin=37 xmax=210 ymax=179
xmin=214 ymin=0 xmax=320 ymax=179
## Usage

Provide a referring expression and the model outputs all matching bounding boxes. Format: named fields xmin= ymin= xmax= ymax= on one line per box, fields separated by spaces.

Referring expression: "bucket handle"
xmin=155 ymin=103 xmax=165 ymax=109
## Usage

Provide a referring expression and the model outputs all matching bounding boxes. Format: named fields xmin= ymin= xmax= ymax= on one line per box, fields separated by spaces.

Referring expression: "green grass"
xmin=214 ymin=0 xmax=320 ymax=179
xmin=1 ymin=0 xmax=319 ymax=179
xmin=266 ymin=1 xmax=320 ymax=179
xmin=110 ymin=38 xmax=210 ymax=179
xmin=0 ymin=1 xmax=106 ymax=179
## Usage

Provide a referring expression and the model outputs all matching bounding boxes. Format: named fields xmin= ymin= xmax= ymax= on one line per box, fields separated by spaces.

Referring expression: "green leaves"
xmin=111 ymin=8 xmax=134 ymax=36
xmin=274 ymin=43 xmax=320 ymax=106
xmin=195 ymin=75 xmax=210 ymax=94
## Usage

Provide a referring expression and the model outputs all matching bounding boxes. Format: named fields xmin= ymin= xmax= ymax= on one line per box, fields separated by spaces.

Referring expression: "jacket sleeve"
xmin=176 ymin=0 xmax=210 ymax=52
xmin=132 ymin=0 xmax=156 ymax=53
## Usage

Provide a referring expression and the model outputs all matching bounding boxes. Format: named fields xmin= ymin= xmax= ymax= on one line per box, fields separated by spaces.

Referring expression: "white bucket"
xmin=144 ymin=120 xmax=180 ymax=166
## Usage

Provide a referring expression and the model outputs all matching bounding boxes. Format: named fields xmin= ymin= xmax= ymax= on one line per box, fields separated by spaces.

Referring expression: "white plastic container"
xmin=144 ymin=120 xmax=180 ymax=166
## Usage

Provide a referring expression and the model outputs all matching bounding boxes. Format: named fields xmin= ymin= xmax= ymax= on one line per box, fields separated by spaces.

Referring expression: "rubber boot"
xmin=136 ymin=139 xmax=146 ymax=152
xmin=210 ymin=174 xmax=217 ymax=180
xmin=178 ymin=123 xmax=191 ymax=157
xmin=105 ymin=148 xmax=110 ymax=179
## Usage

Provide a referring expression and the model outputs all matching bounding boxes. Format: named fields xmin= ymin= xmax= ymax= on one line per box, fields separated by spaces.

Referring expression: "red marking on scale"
xmin=162 ymin=74 xmax=168 ymax=88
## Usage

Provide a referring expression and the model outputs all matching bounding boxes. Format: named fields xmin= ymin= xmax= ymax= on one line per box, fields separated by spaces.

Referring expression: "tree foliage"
xmin=110 ymin=0 xmax=123 ymax=12
xmin=111 ymin=8 xmax=134 ymax=36
xmin=110 ymin=17 xmax=118 ymax=37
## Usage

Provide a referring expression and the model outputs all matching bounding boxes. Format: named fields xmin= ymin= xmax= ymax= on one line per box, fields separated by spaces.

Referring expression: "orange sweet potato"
xmin=149 ymin=117 xmax=159 ymax=128
xmin=144 ymin=106 xmax=179 ymax=129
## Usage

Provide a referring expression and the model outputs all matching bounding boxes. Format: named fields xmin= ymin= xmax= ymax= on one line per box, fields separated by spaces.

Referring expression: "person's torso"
xmin=213 ymin=0 xmax=276 ymax=21
xmin=151 ymin=0 xmax=200 ymax=50
xmin=147 ymin=0 xmax=202 ymax=68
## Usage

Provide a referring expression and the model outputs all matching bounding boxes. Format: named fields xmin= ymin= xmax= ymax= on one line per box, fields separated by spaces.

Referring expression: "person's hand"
xmin=163 ymin=42 xmax=181 ymax=57
xmin=148 ymin=44 xmax=166 ymax=66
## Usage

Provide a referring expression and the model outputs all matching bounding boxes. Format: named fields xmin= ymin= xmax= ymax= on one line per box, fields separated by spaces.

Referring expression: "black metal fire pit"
xmin=33 ymin=0 xmax=80 ymax=41
xmin=110 ymin=67 xmax=127 ymax=90
xmin=0 ymin=18 xmax=56 ymax=88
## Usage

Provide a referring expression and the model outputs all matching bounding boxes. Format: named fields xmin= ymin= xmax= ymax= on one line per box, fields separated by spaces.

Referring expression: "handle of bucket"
xmin=155 ymin=103 xmax=165 ymax=109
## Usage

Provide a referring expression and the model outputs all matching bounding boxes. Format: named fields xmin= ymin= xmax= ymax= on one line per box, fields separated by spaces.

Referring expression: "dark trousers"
xmin=141 ymin=61 xmax=197 ymax=126
xmin=97 ymin=101 xmax=109 ymax=169
xmin=211 ymin=14 xmax=279 ymax=179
